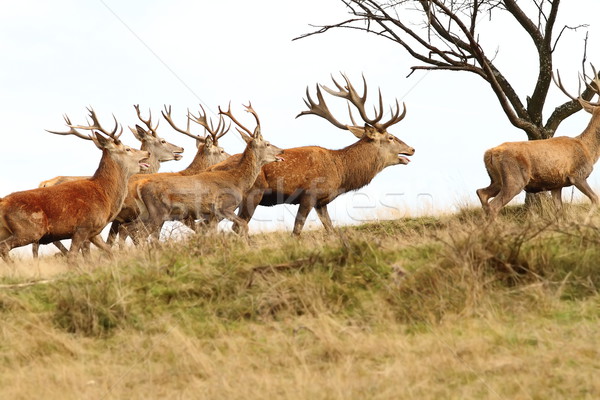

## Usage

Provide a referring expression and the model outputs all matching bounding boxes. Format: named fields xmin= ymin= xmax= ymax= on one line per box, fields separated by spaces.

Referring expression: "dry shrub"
xmin=386 ymin=209 xmax=600 ymax=325
xmin=51 ymin=270 xmax=132 ymax=337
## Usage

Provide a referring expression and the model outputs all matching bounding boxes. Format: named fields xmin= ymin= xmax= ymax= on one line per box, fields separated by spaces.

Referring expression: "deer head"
xmin=46 ymin=106 xmax=150 ymax=175
xmin=219 ymin=102 xmax=284 ymax=166
xmin=297 ymin=73 xmax=414 ymax=166
xmin=129 ymin=104 xmax=184 ymax=163
xmin=162 ymin=104 xmax=230 ymax=164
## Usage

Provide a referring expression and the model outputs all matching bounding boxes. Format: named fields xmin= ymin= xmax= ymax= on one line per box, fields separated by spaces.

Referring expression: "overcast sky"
xmin=1 ymin=0 xmax=599 ymax=236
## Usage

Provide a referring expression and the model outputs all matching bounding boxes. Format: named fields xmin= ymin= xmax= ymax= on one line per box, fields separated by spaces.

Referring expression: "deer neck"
xmin=578 ymin=112 xmax=600 ymax=161
xmin=180 ymin=145 xmax=212 ymax=175
xmin=231 ymin=145 xmax=262 ymax=192
xmin=336 ymin=138 xmax=387 ymax=191
xmin=90 ymin=150 xmax=132 ymax=216
xmin=140 ymin=142 xmax=161 ymax=173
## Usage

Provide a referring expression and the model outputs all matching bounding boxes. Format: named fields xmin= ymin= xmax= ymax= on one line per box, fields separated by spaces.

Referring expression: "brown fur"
xmin=477 ymin=105 xmax=600 ymax=218
xmin=38 ymin=176 xmax=90 ymax=188
xmin=209 ymin=127 xmax=414 ymax=235
xmin=108 ymin=133 xmax=230 ymax=246
xmin=33 ymin=124 xmax=184 ymax=257
xmin=135 ymin=128 xmax=283 ymax=239
xmin=0 ymin=134 xmax=149 ymax=263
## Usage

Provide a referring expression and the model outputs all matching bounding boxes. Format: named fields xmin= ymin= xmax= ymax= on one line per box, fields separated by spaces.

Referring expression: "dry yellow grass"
xmin=0 ymin=207 xmax=599 ymax=399
xmin=1 ymin=310 xmax=598 ymax=399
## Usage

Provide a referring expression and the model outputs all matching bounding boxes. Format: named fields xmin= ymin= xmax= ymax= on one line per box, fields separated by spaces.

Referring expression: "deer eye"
xmin=266 ymin=143 xmax=271 ymax=147
xmin=161 ymin=140 xmax=166 ymax=144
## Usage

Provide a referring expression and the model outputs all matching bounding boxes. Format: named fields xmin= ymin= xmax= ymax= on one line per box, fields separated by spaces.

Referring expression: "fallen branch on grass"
xmin=0 ymin=279 xmax=56 ymax=290
xmin=246 ymin=256 xmax=318 ymax=287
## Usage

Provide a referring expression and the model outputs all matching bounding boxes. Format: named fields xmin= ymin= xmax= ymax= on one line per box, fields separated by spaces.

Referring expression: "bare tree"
xmin=295 ymin=0 xmax=596 ymax=141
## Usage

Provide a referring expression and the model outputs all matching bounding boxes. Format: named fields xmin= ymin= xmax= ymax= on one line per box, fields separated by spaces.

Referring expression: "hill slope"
xmin=1 ymin=208 xmax=599 ymax=399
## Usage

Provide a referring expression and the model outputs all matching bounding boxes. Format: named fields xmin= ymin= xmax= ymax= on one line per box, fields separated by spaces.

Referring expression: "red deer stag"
xmin=0 ymin=110 xmax=150 ymax=263
xmin=134 ymin=103 xmax=284 ymax=239
xmin=33 ymin=105 xmax=185 ymax=257
xmin=207 ymin=74 xmax=415 ymax=235
xmin=476 ymin=67 xmax=600 ymax=219
xmin=107 ymin=105 xmax=231 ymax=246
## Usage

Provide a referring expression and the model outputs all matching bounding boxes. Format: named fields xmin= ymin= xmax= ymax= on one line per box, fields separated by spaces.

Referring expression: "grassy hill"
xmin=1 ymin=206 xmax=599 ymax=399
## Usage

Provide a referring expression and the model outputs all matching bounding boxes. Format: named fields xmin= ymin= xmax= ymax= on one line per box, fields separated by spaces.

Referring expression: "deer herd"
xmin=0 ymin=70 xmax=599 ymax=264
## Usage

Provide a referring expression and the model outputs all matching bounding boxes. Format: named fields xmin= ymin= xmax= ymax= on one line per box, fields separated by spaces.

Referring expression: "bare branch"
xmin=297 ymin=0 xmax=591 ymax=140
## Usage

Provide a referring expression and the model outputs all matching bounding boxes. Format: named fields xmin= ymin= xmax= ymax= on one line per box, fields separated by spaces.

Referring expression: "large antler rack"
xmin=297 ymin=73 xmax=406 ymax=132
xmin=133 ymin=104 xmax=160 ymax=137
xmin=188 ymin=104 xmax=231 ymax=143
xmin=553 ymin=64 xmax=600 ymax=110
xmin=218 ymin=102 xmax=261 ymax=140
xmin=46 ymin=106 xmax=123 ymax=143
xmin=162 ymin=105 xmax=229 ymax=145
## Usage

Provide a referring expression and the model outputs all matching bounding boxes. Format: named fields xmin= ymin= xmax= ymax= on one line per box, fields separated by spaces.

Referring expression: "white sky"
xmin=1 ymin=0 xmax=599 ymax=236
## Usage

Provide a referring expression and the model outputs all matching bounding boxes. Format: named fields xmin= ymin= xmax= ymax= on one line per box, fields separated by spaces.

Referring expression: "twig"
xmin=0 ymin=279 xmax=56 ymax=290
xmin=246 ymin=256 xmax=317 ymax=287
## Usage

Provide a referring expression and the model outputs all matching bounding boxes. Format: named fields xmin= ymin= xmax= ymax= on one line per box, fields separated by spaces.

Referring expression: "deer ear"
xmin=363 ymin=125 xmax=381 ymax=140
xmin=129 ymin=125 xmax=146 ymax=141
xmin=347 ymin=125 xmax=365 ymax=139
xmin=236 ymin=128 xmax=253 ymax=144
xmin=91 ymin=132 xmax=112 ymax=149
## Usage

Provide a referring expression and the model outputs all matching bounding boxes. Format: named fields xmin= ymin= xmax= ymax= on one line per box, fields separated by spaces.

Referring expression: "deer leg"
xmin=204 ymin=215 xmax=219 ymax=233
xmin=478 ymin=153 xmax=503 ymax=212
xmin=53 ymin=241 xmax=69 ymax=255
xmin=222 ymin=209 xmax=249 ymax=238
xmin=193 ymin=219 xmax=209 ymax=233
xmin=89 ymin=235 xmax=113 ymax=259
xmin=117 ymin=223 xmax=131 ymax=248
xmin=119 ymin=220 xmax=141 ymax=246
xmin=32 ymin=241 xmax=68 ymax=258
xmin=144 ymin=215 xmax=165 ymax=243
xmin=293 ymin=196 xmax=317 ymax=236
xmin=0 ymin=245 xmax=12 ymax=263
xmin=138 ymin=190 xmax=167 ymax=243
xmin=551 ymin=189 xmax=563 ymax=210
xmin=81 ymin=240 xmax=92 ymax=258
xmin=0 ymin=240 xmax=16 ymax=263
xmin=233 ymin=191 xmax=263 ymax=234
xmin=67 ymin=232 xmax=88 ymax=264
xmin=476 ymin=183 xmax=501 ymax=212
xmin=315 ymin=205 xmax=334 ymax=232
xmin=182 ymin=216 xmax=198 ymax=232
xmin=32 ymin=242 xmax=40 ymax=258
xmin=106 ymin=220 xmax=120 ymax=247
xmin=1 ymin=235 xmax=37 ymax=263
xmin=573 ymin=180 xmax=599 ymax=205
xmin=487 ymin=185 xmax=523 ymax=220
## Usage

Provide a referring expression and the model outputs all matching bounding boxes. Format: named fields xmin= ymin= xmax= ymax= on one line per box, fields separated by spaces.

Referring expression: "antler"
xmin=323 ymin=74 xmax=406 ymax=130
xmin=296 ymin=85 xmax=349 ymax=130
xmin=45 ymin=114 xmax=92 ymax=140
xmin=297 ymin=74 xmax=406 ymax=131
xmin=188 ymin=104 xmax=231 ymax=143
xmin=162 ymin=105 xmax=204 ymax=141
xmin=553 ymin=64 xmax=600 ymax=108
xmin=582 ymin=64 xmax=600 ymax=107
xmin=218 ymin=102 xmax=255 ymax=140
xmin=46 ymin=107 xmax=123 ymax=143
xmin=133 ymin=104 xmax=159 ymax=137
xmin=552 ymin=70 xmax=581 ymax=102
